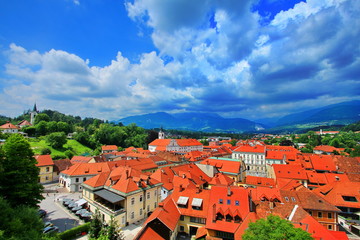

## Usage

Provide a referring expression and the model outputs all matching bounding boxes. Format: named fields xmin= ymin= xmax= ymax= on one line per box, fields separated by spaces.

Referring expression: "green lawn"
xmin=29 ymin=139 xmax=93 ymax=158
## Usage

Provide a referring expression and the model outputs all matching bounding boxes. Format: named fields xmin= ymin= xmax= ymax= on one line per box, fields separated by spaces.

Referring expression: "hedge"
xmin=58 ymin=222 xmax=91 ymax=240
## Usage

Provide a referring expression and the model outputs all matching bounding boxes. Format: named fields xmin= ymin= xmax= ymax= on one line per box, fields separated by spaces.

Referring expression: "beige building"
xmin=82 ymin=166 xmax=162 ymax=227
xmin=35 ymin=155 xmax=54 ymax=183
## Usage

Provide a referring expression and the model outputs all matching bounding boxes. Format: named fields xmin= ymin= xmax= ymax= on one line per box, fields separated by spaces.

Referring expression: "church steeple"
xmin=159 ymin=127 xmax=165 ymax=139
xmin=30 ymin=103 xmax=39 ymax=125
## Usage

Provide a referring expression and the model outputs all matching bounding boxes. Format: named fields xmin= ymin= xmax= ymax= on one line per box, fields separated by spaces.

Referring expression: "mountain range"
xmin=117 ymin=100 xmax=360 ymax=133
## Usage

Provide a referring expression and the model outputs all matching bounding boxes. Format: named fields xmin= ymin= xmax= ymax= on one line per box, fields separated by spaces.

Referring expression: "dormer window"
xmin=234 ymin=215 xmax=241 ymax=223
xmin=342 ymin=196 xmax=358 ymax=202
xmin=177 ymin=196 xmax=189 ymax=208
xmin=216 ymin=212 xmax=224 ymax=221
xmin=226 ymin=214 xmax=233 ymax=222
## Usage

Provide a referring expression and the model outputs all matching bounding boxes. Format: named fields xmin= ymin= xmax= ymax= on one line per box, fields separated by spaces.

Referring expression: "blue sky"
xmin=1 ymin=0 xmax=359 ymax=121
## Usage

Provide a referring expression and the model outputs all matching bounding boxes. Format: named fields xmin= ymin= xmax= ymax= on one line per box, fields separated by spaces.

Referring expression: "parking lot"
xmin=39 ymin=183 xmax=83 ymax=232
xmin=39 ymin=183 xmax=144 ymax=239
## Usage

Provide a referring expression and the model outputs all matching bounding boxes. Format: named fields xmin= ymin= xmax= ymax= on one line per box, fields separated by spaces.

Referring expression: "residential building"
xmin=0 ymin=122 xmax=19 ymax=134
xmin=70 ymin=156 xmax=95 ymax=164
xmin=101 ymin=145 xmax=118 ymax=154
xmin=60 ymin=162 xmax=119 ymax=192
xmin=82 ymin=166 xmax=162 ymax=227
xmin=35 ymin=155 xmax=54 ymax=183
xmin=232 ymin=145 xmax=266 ymax=177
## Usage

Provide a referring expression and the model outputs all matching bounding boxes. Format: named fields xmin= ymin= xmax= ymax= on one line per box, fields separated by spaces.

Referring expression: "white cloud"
xmin=1 ymin=0 xmax=360 ymax=121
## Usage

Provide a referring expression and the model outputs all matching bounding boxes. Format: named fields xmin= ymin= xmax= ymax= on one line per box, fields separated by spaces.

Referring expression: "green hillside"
xmin=29 ymin=139 xmax=93 ymax=158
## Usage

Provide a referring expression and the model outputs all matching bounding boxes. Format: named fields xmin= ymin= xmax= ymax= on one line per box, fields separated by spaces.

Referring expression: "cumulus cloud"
xmin=1 ymin=0 xmax=360 ymax=121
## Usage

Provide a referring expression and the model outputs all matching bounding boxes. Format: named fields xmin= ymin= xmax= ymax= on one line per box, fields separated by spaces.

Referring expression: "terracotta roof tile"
xmin=35 ymin=155 xmax=54 ymax=167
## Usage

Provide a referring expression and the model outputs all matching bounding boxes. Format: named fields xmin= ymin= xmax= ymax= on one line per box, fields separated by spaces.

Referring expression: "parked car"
xmin=37 ymin=209 xmax=47 ymax=218
xmin=71 ymin=205 xmax=82 ymax=212
xmin=44 ymin=222 xmax=53 ymax=228
xmin=75 ymin=209 xmax=88 ymax=217
xmin=63 ymin=199 xmax=74 ymax=207
xmin=43 ymin=226 xmax=59 ymax=234
xmin=67 ymin=202 xmax=78 ymax=209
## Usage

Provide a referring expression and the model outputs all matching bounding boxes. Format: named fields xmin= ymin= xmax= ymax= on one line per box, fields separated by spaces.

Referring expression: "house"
xmin=17 ymin=120 xmax=32 ymax=128
xmin=70 ymin=156 xmax=95 ymax=164
xmin=35 ymin=155 xmax=54 ymax=183
xmin=270 ymin=164 xmax=308 ymax=187
xmin=199 ymin=157 xmax=245 ymax=183
xmin=232 ymin=145 xmax=267 ymax=177
xmin=82 ymin=166 xmax=162 ymax=227
xmin=101 ymin=145 xmax=118 ymax=154
xmin=313 ymin=181 xmax=360 ymax=234
xmin=135 ymin=197 xmax=180 ymax=240
xmin=53 ymin=158 xmax=72 ymax=181
xmin=314 ymin=145 xmax=345 ymax=155
xmin=60 ymin=162 xmax=119 ymax=192
xmin=0 ymin=121 xmax=19 ymax=134
xmin=148 ymin=139 xmax=203 ymax=153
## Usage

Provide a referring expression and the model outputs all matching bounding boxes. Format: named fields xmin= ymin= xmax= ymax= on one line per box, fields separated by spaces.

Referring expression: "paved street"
xmin=40 ymin=183 xmax=144 ymax=239
xmin=40 ymin=183 xmax=83 ymax=233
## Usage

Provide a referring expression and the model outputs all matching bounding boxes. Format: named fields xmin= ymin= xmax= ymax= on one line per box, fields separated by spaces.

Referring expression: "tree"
xmin=0 ymin=134 xmax=43 ymax=208
xmin=36 ymin=120 xmax=48 ymax=136
xmin=41 ymin=148 xmax=52 ymax=155
xmin=89 ymin=209 xmax=103 ymax=239
xmin=0 ymin=197 xmax=44 ymax=240
xmin=242 ymin=215 xmax=313 ymax=240
xmin=46 ymin=132 xmax=67 ymax=149
xmin=34 ymin=113 xmax=50 ymax=124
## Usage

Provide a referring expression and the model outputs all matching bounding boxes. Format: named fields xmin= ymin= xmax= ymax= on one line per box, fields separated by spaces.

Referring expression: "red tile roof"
xmin=273 ymin=164 xmax=308 ymax=180
xmin=70 ymin=156 xmax=93 ymax=164
xmin=233 ymin=145 xmax=265 ymax=153
xmin=61 ymin=161 xmax=119 ymax=176
xmin=313 ymin=181 xmax=360 ymax=209
xmin=200 ymin=158 xmax=242 ymax=175
xmin=245 ymin=176 xmax=275 ymax=187
xmin=149 ymin=139 xmax=203 ymax=147
xmin=137 ymin=227 xmax=164 ymax=240
xmin=18 ymin=120 xmax=32 ymax=127
xmin=206 ymin=186 xmax=251 ymax=234
xmin=0 ymin=122 xmax=19 ymax=129
xmin=101 ymin=145 xmax=118 ymax=151
xmin=35 ymin=155 xmax=54 ymax=167
xmin=53 ymin=158 xmax=72 ymax=172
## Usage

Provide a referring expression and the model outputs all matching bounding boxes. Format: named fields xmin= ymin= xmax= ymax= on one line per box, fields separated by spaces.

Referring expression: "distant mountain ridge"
xmin=117 ymin=100 xmax=360 ymax=133
xmin=118 ymin=112 xmax=265 ymax=133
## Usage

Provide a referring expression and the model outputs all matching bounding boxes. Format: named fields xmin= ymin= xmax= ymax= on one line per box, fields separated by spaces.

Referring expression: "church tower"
xmin=30 ymin=103 xmax=39 ymax=125
xmin=158 ymin=128 xmax=165 ymax=139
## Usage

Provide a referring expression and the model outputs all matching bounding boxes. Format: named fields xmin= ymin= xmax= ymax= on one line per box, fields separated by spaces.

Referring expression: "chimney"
xmin=179 ymin=184 xmax=184 ymax=192
xmin=196 ymin=185 xmax=201 ymax=194
xmin=227 ymin=186 xmax=232 ymax=196
xmin=125 ymin=170 xmax=129 ymax=179
xmin=269 ymin=200 xmax=274 ymax=209
xmin=158 ymin=202 xmax=164 ymax=209
xmin=212 ymin=203 xmax=216 ymax=223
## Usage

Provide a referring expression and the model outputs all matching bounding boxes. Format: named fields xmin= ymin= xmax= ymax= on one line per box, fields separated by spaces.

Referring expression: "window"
xmin=328 ymin=213 xmax=332 ymax=219
xmin=140 ymin=195 xmax=143 ymax=202
xmin=309 ymin=211 xmax=312 ymax=216
xmin=284 ymin=197 xmax=289 ymax=202
xmin=328 ymin=225 xmax=332 ymax=230
xmin=235 ymin=200 xmax=239 ymax=206
xmin=147 ymin=192 xmax=150 ymax=199
xmin=154 ymin=202 xmax=157 ymax=208
xmin=83 ymin=177 xmax=86 ymax=182
xmin=147 ymin=205 xmax=150 ymax=212
xmin=140 ymin=208 xmax=142 ymax=216
xmin=45 ymin=176 xmax=49 ymax=180
xmin=227 ymin=199 xmax=231 ymax=205
xmin=46 ymin=167 xmax=49 ymax=172
xmin=75 ymin=178 xmax=79 ymax=183
xmin=291 ymin=197 xmax=296 ymax=202
xmin=131 ymin=212 xmax=134 ymax=219
xmin=179 ymin=226 xmax=184 ymax=232
xmin=342 ymin=196 xmax=358 ymax=202
xmin=190 ymin=217 xmax=206 ymax=224
xmin=131 ymin=198 xmax=135 ymax=205
xmin=318 ymin=212 xmax=322 ymax=218
xmin=219 ymin=199 xmax=223 ymax=204
xmin=180 ymin=215 xmax=184 ymax=221
xmin=154 ymin=190 xmax=157 ymax=196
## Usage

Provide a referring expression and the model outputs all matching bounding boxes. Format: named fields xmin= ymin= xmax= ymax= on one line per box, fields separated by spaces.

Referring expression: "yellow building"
xmin=82 ymin=166 xmax=162 ymax=227
xmin=35 ymin=155 xmax=54 ymax=183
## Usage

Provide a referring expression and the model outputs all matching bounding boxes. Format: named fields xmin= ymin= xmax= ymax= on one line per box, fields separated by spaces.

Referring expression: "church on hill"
xmin=148 ymin=130 xmax=203 ymax=153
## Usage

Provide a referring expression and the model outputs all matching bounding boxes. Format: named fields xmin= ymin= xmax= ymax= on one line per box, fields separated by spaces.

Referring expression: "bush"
xmin=41 ymin=148 xmax=52 ymax=155
xmin=58 ymin=222 xmax=90 ymax=240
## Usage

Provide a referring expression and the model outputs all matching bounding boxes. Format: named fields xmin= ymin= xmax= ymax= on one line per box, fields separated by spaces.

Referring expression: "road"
xmin=39 ymin=183 xmax=83 ymax=232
